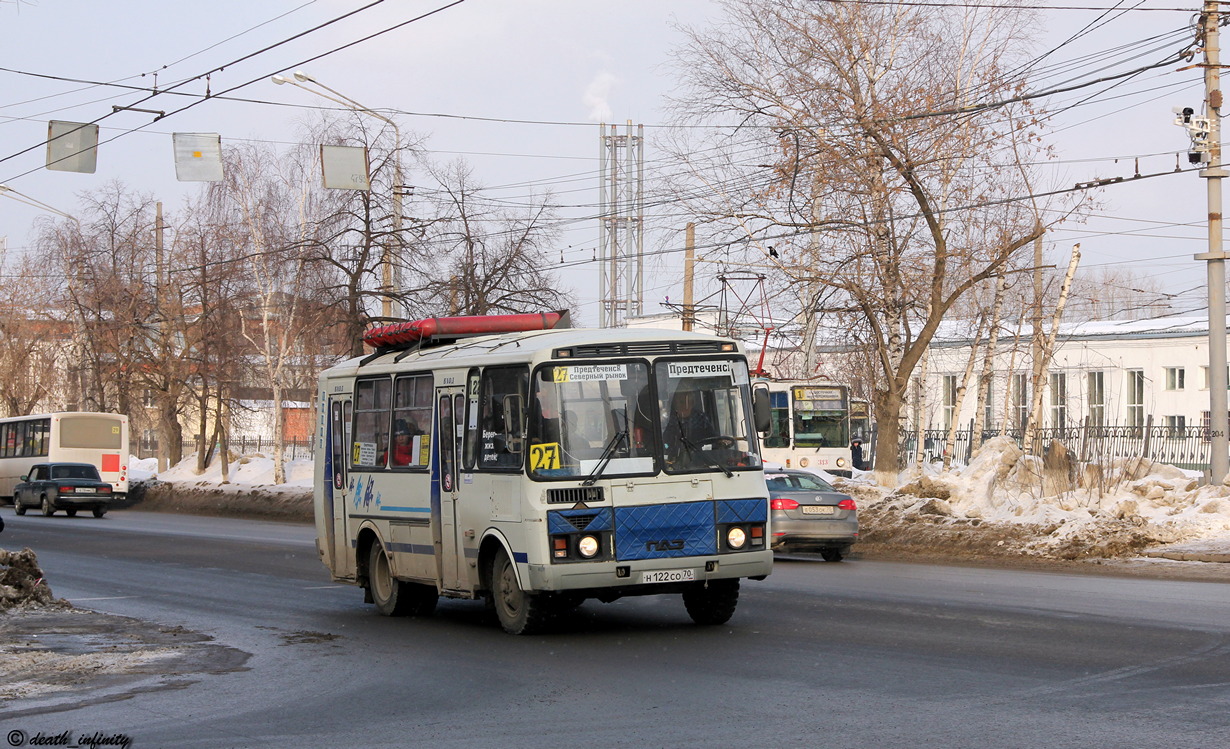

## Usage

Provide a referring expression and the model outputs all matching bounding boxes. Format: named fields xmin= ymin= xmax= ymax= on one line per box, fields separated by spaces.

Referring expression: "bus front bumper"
xmin=524 ymin=549 xmax=772 ymax=593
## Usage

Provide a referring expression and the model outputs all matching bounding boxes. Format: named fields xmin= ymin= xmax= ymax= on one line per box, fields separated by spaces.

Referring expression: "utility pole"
xmin=683 ymin=223 xmax=695 ymax=332
xmin=1197 ymin=1 xmax=1229 ymax=484
xmin=154 ymin=201 xmax=168 ymax=474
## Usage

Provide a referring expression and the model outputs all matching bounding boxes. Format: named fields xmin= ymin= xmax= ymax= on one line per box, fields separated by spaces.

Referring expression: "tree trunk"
xmin=271 ymin=384 xmax=286 ymax=485
xmin=944 ymin=314 xmax=985 ymax=469
xmin=972 ymin=275 xmax=1006 ymax=444
xmin=1022 ymin=244 xmax=1081 ymax=453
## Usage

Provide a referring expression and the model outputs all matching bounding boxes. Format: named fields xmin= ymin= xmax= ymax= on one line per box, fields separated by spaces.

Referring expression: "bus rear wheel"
xmin=683 ymin=579 xmax=739 ymax=626
xmin=367 ymin=543 xmax=437 ymax=617
xmin=40 ymin=495 xmax=54 ymax=517
xmin=66 ymin=509 xmax=77 ymax=517
xmin=489 ymin=547 xmax=547 ymax=635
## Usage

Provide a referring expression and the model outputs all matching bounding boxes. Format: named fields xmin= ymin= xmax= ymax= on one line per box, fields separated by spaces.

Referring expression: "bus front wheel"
xmin=683 ymin=579 xmax=739 ymax=626
xmin=489 ymin=547 xmax=547 ymax=635
xmin=367 ymin=543 xmax=436 ymax=617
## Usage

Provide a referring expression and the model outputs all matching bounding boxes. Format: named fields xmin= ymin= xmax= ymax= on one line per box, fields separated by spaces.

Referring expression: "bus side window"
xmin=463 ymin=369 xmax=481 ymax=471
xmin=477 ymin=366 xmax=528 ymax=471
xmin=353 ymin=378 xmax=392 ymax=469
xmin=766 ymin=391 xmax=790 ymax=448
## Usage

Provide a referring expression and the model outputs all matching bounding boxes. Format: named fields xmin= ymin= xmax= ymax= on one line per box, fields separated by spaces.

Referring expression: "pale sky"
xmin=0 ymin=0 xmax=1214 ymax=328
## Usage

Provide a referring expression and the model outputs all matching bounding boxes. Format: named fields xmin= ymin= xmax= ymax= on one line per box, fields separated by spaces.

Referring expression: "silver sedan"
xmin=767 ymin=469 xmax=858 ymax=561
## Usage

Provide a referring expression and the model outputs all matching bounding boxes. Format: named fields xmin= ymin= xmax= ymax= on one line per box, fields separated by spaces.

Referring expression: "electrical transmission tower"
xmin=598 ymin=121 xmax=644 ymax=327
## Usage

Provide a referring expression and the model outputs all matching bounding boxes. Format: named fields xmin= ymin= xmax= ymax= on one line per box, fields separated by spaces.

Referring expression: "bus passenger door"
xmin=327 ymin=396 xmax=354 ymax=577
xmin=434 ymin=388 xmax=465 ymax=590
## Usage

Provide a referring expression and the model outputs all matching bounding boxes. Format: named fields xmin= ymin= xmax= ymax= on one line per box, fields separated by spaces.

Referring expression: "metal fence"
xmin=901 ymin=418 xmax=1214 ymax=474
xmin=137 ymin=436 xmax=314 ymax=463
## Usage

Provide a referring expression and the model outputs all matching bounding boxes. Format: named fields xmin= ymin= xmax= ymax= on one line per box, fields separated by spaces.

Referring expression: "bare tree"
xmin=667 ymin=0 xmax=1078 ymax=484
xmin=0 ymin=250 xmax=61 ymax=416
xmin=222 ymin=142 xmax=345 ymax=484
xmin=409 ymin=159 xmax=574 ymax=318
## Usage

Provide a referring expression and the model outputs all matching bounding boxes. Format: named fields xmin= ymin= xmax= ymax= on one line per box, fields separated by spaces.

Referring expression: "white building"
xmin=920 ymin=315 xmax=1230 ymax=434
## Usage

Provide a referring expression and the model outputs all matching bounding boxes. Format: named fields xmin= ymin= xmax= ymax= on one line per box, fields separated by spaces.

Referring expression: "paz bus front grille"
xmin=546 ymin=487 xmax=605 ymax=505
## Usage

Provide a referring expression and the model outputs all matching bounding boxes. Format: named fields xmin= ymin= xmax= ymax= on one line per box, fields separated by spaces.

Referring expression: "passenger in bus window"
xmin=384 ymin=419 xmax=421 ymax=467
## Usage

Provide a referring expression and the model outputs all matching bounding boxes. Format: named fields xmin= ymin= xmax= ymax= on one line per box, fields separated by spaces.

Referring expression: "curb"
xmin=1141 ymin=550 xmax=1230 ymax=563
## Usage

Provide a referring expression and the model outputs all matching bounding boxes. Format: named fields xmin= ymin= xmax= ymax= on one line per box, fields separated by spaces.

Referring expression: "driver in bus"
xmin=664 ymin=388 xmax=718 ymax=460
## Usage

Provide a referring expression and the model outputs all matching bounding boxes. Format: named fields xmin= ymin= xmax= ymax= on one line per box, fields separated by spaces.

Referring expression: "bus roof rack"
xmin=360 ymin=310 xmax=572 ymax=363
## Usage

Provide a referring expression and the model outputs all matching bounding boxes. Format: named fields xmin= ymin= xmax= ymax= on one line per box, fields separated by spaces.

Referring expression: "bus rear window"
xmin=58 ymin=416 xmax=123 ymax=449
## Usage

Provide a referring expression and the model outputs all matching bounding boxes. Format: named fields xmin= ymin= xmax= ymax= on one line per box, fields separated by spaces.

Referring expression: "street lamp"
xmin=272 ymin=70 xmax=404 ymax=320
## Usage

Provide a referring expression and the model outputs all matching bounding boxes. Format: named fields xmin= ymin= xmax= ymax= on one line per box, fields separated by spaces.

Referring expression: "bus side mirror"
xmin=752 ymin=387 xmax=771 ymax=433
xmin=502 ymin=394 xmax=524 ymax=438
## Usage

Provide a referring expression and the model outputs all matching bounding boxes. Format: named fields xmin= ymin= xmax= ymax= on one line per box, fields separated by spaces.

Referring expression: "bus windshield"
xmin=529 ymin=362 xmax=656 ymax=479
xmin=657 ymin=359 xmax=761 ymax=474
xmin=792 ymin=386 xmax=850 ymax=447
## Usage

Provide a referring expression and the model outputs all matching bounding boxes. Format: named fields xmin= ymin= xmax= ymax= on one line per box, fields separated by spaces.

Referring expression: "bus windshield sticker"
xmin=667 ymin=362 xmax=732 ymax=379
xmin=354 ymin=441 xmax=377 ymax=466
xmin=529 ymin=442 xmax=562 ymax=470
xmin=554 ymin=364 xmax=627 ymax=383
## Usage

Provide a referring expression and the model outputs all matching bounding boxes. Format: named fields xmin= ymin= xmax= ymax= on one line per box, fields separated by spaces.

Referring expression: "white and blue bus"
xmin=314 ymin=312 xmax=773 ymax=634
xmin=0 ymin=411 xmax=130 ymax=501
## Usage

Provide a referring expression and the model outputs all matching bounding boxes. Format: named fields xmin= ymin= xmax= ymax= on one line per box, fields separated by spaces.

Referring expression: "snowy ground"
xmin=834 ymin=437 xmax=1230 ymax=565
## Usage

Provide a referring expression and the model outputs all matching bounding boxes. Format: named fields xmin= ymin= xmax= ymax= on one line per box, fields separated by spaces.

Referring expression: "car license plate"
xmin=76 ymin=488 xmax=95 ymax=494
xmin=802 ymin=505 xmax=835 ymax=515
xmin=642 ymin=569 xmax=695 ymax=584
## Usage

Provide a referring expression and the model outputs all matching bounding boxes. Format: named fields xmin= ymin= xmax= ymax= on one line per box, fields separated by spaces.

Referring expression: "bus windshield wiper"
xmin=677 ymin=432 xmax=733 ymax=478
xmin=583 ymin=429 xmax=627 ymax=486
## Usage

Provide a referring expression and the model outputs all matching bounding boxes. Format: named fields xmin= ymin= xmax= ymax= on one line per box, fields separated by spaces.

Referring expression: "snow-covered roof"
xmin=931 ymin=314 xmax=1225 ymax=347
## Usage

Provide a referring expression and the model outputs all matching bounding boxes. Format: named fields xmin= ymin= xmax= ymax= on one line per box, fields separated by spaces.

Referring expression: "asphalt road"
xmin=2 ymin=510 xmax=1229 ymax=748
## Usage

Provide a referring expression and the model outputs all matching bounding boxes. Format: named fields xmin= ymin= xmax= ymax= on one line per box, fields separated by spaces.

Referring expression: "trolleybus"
xmin=314 ymin=312 xmax=773 ymax=634
xmin=759 ymin=380 xmax=854 ymax=476
xmin=0 ymin=411 xmax=130 ymax=501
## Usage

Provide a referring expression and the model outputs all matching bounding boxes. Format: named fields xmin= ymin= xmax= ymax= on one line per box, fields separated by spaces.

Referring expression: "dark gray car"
xmin=13 ymin=462 xmax=113 ymax=518
xmin=767 ymin=469 xmax=858 ymax=561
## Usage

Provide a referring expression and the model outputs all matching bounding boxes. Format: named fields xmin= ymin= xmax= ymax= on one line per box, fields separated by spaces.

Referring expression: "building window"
xmin=1199 ymin=411 xmax=1230 ymax=441
xmin=1165 ymin=367 xmax=1185 ymax=391
xmin=1087 ymin=371 xmax=1105 ymax=428
xmin=1126 ymin=370 xmax=1145 ymax=429
xmin=1049 ymin=372 xmax=1067 ymax=429
xmin=1012 ymin=373 xmax=1029 ymax=432
xmin=942 ymin=375 xmax=958 ymax=430
xmin=1201 ymin=366 xmax=1230 ymax=390
xmin=142 ymin=389 xmax=157 ymax=408
xmin=1164 ymin=415 xmax=1186 ymax=436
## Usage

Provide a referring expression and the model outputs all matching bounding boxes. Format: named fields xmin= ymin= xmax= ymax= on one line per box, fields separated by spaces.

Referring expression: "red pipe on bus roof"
xmin=363 ymin=312 xmax=565 ymax=349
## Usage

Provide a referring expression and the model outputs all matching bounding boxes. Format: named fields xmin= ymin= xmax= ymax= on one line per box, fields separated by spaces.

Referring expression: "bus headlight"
xmin=836 ymin=458 xmax=847 ymax=467
xmin=578 ymin=535 xmax=600 ymax=558
xmin=799 ymin=458 xmax=809 ymax=467
xmin=727 ymin=527 xmax=747 ymax=549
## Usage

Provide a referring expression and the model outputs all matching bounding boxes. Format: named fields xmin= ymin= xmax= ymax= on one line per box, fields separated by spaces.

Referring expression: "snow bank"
xmin=884 ymin=437 xmax=1230 ymax=557
xmin=131 ymin=453 xmax=313 ymax=492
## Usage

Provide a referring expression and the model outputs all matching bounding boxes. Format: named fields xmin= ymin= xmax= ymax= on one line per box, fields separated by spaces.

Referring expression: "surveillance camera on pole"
xmin=1175 ymin=106 xmax=1213 ymax=163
